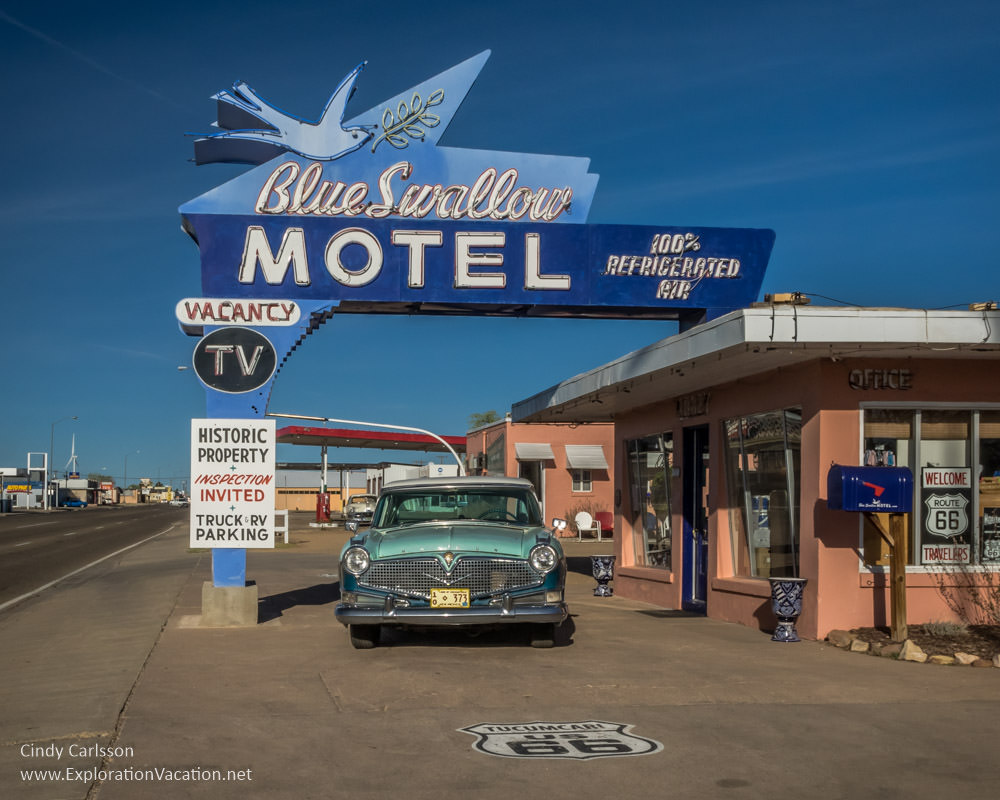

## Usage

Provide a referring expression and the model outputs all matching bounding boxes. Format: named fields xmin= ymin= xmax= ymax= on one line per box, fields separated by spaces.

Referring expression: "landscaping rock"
xmin=827 ymin=630 xmax=855 ymax=648
xmin=899 ymin=639 xmax=928 ymax=663
xmin=849 ymin=638 xmax=870 ymax=653
xmin=994 ymin=654 xmax=1000 ymax=668
xmin=971 ymin=658 xmax=994 ymax=668
xmin=879 ymin=642 xmax=904 ymax=658
xmin=955 ymin=652 xmax=979 ymax=666
xmin=928 ymin=655 xmax=955 ymax=665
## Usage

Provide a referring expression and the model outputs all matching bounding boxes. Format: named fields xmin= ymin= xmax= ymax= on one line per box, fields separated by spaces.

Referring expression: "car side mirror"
xmin=345 ymin=520 xmax=359 ymax=533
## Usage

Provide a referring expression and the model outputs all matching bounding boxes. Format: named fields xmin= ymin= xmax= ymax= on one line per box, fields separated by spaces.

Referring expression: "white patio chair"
xmin=574 ymin=511 xmax=601 ymax=541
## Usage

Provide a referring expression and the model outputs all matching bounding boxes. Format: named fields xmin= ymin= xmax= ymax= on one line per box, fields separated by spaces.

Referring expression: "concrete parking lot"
xmin=2 ymin=512 xmax=998 ymax=799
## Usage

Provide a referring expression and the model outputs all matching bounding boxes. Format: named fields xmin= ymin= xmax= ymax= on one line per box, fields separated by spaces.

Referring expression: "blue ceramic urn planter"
xmin=591 ymin=555 xmax=616 ymax=596
xmin=768 ymin=577 xmax=807 ymax=642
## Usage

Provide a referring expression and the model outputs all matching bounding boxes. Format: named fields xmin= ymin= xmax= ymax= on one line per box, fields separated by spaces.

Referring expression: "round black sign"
xmin=192 ymin=327 xmax=277 ymax=394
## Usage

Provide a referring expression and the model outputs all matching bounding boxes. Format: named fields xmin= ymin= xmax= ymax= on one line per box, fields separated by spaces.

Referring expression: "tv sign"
xmin=192 ymin=327 xmax=277 ymax=394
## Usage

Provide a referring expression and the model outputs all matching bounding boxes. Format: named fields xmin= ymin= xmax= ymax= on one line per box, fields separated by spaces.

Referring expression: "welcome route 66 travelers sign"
xmin=460 ymin=721 xmax=663 ymax=760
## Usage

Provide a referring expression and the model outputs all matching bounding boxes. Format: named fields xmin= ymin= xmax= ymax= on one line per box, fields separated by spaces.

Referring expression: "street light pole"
xmin=47 ymin=415 xmax=77 ymax=510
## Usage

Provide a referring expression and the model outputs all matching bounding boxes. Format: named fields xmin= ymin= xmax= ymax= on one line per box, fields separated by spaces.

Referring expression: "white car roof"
xmin=382 ymin=476 xmax=534 ymax=492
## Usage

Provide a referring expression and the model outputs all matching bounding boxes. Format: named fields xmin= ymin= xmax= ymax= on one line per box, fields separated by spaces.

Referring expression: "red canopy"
xmin=276 ymin=425 xmax=466 ymax=454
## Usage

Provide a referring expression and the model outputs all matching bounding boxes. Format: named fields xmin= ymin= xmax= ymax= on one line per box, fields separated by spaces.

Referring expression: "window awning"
xmin=514 ymin=442 xmax=556 ymax=461
xmin=565 ymin=445 xmax=608 ymax=470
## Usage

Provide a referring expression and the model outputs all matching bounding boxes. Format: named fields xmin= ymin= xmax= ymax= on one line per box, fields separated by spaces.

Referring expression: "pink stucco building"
xmin=513 ymin=305 xmax=1000 ymax=640
xmin=465 ymin=416 xmax=615 ymax=539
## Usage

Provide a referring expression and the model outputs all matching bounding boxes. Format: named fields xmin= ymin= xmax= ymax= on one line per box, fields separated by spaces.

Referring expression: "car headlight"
xmin=529 ymin=544 xmax=558 ymax=574
xmin=343 ymin=546 xmax=371 ymax=576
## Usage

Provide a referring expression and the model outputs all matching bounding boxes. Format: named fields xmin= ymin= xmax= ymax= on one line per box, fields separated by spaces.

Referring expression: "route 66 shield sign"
xmin=924 ymin=493 xmax=969 ymax=537
xmin=460 ymin=721 xmax=663 ymax=760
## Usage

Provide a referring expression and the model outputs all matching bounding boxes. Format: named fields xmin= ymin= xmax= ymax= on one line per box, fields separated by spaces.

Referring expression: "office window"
xmin=571 ymin=469 xmax=592 ymax=492
xmin=723 ymin=410 xmax=801 ymax=578
xmin=863 ymin=408 xmax=1000 ymax=567
xmin=626 ymin=434 xmax=673 ymax=569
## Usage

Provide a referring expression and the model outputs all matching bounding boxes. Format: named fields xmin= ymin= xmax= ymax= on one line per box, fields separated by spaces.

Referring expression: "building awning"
xmin=565 ymin=445 xmax=608 ymax=470
xmin=514 ymin=443 xmax=555 ymax=461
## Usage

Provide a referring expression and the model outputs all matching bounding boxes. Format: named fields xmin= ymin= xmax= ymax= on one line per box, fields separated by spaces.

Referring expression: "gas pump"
xmin=316 ymin=491 xmax=331 ymax=523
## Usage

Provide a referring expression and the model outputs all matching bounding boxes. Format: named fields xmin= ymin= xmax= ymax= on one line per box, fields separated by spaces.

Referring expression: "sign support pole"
xmin=888 ymin=512 xmax=908 ymax=642
xmin=864 ymin=511 xmax=908 ymax=642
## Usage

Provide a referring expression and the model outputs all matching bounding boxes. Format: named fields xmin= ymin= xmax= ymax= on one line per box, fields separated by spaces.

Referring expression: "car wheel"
xmin=529 ymin=623 xmax=556 ymax=648
xmin=349 ymin=624 xmax=380 ymax=649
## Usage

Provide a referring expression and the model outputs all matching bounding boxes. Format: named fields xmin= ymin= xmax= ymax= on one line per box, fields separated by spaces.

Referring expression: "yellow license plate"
xmin=430 ymin=588 xmax=470 ymax=608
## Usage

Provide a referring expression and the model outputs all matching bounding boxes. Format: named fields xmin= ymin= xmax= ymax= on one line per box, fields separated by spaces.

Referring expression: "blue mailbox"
xmin=827 ymin=465 xmax=913 ymax=513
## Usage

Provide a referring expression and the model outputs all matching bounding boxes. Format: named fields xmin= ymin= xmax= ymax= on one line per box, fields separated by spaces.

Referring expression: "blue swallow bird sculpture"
xmin=193 ymin=62 xmax=374 ymax=165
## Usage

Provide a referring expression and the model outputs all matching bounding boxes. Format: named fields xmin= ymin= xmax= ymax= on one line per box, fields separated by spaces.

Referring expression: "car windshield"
xmin=372 ymin=487 xmax=542 ymax=528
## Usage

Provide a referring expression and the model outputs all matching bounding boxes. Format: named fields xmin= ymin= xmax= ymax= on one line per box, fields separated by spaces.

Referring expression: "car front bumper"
xmin=335 ymin=599 xmax=568 ymax=627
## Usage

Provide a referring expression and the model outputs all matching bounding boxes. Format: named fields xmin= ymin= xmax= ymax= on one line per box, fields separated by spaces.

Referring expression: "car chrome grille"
xmin=359 ymin=557 xmax=542 ymax=600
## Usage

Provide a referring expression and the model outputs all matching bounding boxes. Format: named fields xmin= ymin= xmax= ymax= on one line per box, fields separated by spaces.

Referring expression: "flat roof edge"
xmin=512 ymin=306 xmax=1000 ymax=421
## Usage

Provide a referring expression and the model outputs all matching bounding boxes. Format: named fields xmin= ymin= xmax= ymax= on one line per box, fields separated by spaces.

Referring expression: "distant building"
xmin=465 ymin=415 xmax=614 ymax=538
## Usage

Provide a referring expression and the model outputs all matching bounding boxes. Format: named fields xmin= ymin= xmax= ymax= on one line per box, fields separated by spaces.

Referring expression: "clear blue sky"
xmin=1 ymin=0 xmax=997 ymax=488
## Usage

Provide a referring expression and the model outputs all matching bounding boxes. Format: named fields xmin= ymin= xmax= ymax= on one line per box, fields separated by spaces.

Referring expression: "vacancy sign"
xmin=190 ymin=419 xmax=275 ymax=548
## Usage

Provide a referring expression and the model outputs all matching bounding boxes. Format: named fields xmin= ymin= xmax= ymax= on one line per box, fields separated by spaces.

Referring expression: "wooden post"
xmin=864 ymin=512 xmax=908 ymax=642
xmin=888 ymin=512 xmax=908 ymax=642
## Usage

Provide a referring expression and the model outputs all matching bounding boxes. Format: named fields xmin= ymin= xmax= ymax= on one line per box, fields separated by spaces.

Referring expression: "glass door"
xmin=683 ymin=425 xmax=710 ymax=611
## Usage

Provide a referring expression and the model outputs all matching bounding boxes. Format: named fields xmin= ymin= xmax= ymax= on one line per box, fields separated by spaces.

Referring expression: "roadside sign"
xmin=190 ymin=419 xmax=275 ymax=549
xmin=921 ymin=467 xmax=972 ymax=564
xmin=192 ymin=327 xmax=277 ymax=393
xmin=176 ymin=298 xmax=301 ymax=335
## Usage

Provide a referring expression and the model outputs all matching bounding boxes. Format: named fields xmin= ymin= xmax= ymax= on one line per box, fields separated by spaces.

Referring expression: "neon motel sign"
xmin=180 ymin=52 xmax=775 ymax=400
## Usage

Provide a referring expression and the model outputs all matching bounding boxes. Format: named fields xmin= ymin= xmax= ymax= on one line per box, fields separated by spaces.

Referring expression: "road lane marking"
xmin=0 ymin=522 xmax=185 ymax=614
xmin=64 ymin=531 xmax=79 ymax=537
xmin=15 ymin=542 xmax=31 ymax=547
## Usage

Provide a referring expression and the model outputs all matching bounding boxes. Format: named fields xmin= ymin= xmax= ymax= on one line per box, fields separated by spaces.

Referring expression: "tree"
xmin=468 ymin=410 xmax=501 ymax=430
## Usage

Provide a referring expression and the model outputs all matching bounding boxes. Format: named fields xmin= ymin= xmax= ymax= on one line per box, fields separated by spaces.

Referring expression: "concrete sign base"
xmin=201 ymin=581 xmax=259 ymax=627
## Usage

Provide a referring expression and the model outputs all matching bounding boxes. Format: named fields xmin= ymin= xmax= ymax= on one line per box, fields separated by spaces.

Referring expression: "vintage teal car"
xmin=335 ymin=476 xmax=568 ymax=648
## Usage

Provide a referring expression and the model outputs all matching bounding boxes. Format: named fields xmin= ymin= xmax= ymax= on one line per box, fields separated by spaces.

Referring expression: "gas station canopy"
xmin=276 ymin=426 xmax=466 ymax=454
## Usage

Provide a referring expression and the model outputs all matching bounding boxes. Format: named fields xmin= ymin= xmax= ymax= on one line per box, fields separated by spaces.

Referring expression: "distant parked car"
xmin=343 ymin=493 xmax=377 ymax=526
xmin=336 ymin=476 xmax=568 ymax=649
xmin=61 ymin=498 xmax=88 ymax=508
xmin=169 ymin=498 xmax=189 ymax=507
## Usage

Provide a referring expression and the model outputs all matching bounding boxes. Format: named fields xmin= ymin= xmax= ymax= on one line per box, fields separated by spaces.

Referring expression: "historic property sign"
xmin=189 ymin=419 xmax=276 ymax=549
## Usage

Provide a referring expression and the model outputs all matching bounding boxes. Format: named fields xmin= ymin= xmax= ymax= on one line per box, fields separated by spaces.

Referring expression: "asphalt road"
xmin=0 ymin=505 xmax=188 ymax=607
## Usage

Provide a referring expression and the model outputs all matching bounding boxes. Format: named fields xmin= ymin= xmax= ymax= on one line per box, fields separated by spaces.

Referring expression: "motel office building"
xmin=513 ymin=306 xmax=1000 ymax=640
